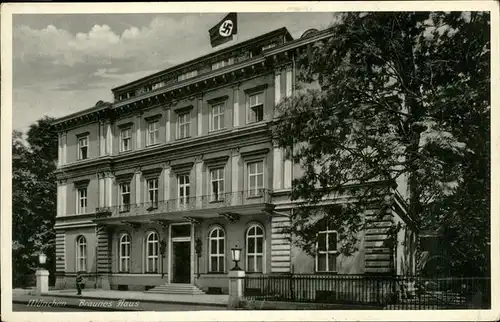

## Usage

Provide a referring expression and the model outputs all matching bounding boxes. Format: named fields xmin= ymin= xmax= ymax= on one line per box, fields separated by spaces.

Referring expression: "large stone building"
xmin=52 ymin=27 xmax=417 ymax=294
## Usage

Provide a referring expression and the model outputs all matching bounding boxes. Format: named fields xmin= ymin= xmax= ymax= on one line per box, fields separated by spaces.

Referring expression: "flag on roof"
xmin=209 ymin=12 xmax=238 ymax=48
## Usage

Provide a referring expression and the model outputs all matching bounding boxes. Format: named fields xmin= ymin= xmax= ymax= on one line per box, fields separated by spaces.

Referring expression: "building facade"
xmin=52 ymin=27 xmax=417 ymax=294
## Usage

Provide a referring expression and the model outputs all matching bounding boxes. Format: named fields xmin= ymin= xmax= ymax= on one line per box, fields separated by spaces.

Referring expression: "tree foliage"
xmin=12 ymin=116 xmax=58 ymax=286
xmin=274 ymin=12 xmax=490 ymax=275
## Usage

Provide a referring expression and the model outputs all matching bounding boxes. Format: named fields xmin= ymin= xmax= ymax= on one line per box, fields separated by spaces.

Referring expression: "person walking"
xmin=76 ymin=272 xmax=85 ymax=295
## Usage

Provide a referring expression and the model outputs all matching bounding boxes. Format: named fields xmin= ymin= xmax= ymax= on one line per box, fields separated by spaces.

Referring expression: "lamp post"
xmin=36 ymin=251 xmax=49 ymax=295
xmin=228 ymin=245 xmax=244 ymax=308
xmin=231 ymin=246 xmax=242 ymax=271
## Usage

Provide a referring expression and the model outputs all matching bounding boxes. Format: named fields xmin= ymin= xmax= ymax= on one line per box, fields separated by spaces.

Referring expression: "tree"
xmin=274 ymin=12 xmax=490 ymax=275
xmin=12 ymin=116 xmax=58 ymax=286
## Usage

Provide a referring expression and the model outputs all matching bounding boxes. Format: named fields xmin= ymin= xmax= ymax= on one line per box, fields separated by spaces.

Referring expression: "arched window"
xmin=209 ymin=227 xmax=225 ymax=273
xmin=246 ymin=224 xmax=264 ymax=273
xmin=119 ymin=233 xmax=131 ymax=272
xmin=145 ymin=231 xmax=159 ymax=273
xmin=316 ymin=218 xmax=338 ymax=273
xmin=76 ymin=236 xmax=87 ymax=272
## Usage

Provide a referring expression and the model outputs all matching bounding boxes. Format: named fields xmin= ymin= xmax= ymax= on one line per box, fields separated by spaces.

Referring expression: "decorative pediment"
xmin=73 ymin=179 xmax=91 ymax=187
xmin=173 ymin=104 xmax=194 ymax=114
xmin=144 ymin=113 xmax=162 ymax=122
xmin=207 ymin=95 xmax=229 ymax=105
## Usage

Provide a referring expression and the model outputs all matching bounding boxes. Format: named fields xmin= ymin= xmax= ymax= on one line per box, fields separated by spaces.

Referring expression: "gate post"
xmin=228 ymin=270 xmax=245 ymax=309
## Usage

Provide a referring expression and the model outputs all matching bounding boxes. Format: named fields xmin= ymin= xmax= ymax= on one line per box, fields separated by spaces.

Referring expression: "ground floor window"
xmin=146 ymin=231 xmax=159 ymax=273
xmin=119 ymin=233 xmax=131 ymax=272
xmin=316 ymin=219 xmax=338 ymax=272
xmin=246 ymin=224 xmax=264 ymax=273
xmin=76 ymin=235 xmax=87 ymax=272
xmin=209 ymin=227 xmax=225 ymax=273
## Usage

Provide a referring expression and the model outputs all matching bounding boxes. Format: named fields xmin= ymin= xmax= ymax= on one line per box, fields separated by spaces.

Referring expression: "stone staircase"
xmin=145 ymin=283 xmax=206 ymax=295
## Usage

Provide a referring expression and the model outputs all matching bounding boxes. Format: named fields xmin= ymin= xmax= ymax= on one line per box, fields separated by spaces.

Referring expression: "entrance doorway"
xmin=172 ymin=241 xmax=191 ymax=283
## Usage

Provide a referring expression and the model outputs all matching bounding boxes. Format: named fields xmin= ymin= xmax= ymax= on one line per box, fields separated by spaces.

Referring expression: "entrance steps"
xmin=145 ymin=283 xmax=206 ymax=295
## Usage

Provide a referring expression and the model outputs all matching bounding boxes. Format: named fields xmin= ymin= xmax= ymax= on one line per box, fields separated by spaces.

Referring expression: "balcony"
xmin=95 ymin=189 xmax=274 ymax=222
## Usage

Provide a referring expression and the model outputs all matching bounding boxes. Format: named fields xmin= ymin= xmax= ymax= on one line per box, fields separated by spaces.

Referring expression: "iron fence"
xmin=242 ymin=274 xmax=491 ymax=309
xmin=96 ymin=189 xmax=273 ymax=217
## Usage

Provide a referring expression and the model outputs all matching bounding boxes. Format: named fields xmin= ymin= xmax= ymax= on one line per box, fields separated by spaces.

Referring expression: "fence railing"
xmin=242 ymin=274 xmax=491 ymax=309
xmin=96 ymin=189 xmax=273 ymax=218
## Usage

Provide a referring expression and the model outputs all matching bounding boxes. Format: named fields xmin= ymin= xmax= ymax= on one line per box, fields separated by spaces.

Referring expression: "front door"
xmin=172 ymin=241 xmax=191 ymax=283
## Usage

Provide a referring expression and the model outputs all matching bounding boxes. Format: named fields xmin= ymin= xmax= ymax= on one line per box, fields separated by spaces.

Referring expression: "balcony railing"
xmin=96 ymin=189 xmax=272 ymax=218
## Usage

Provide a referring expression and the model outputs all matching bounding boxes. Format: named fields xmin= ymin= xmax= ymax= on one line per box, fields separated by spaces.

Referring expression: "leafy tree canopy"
xmin=274 ymin=12 xmax=490 ymax=275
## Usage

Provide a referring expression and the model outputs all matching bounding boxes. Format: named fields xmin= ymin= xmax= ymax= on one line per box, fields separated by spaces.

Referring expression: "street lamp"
xmin=231 ymin=246 xmax=242 ymax=271
xmin=38 ymin=252 xmax=47 ymax=268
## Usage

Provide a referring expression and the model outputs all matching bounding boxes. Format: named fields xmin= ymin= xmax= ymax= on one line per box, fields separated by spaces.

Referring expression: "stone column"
xmin=105 ymin=171 xmax=114 ymax=207
xmin=106 ymin=121 xmax=113 ymax=155
xmin=98 ymin=173 xmax=105 ymax=208
xmin=135 ymin=168 xmax=142 ymax=204
xmin=228 ymin=270 xmax=245 ymax=309
xmin=56 ymin=182 xmax=62 ymax=217
xmin=57 ymin=132 xmax=62 ymax=167
xmin=274 ymin=71 xmax=281 ymax=107
xmin=99 ymin=121 xmax=106 ymax=156
xmin=36 ymin=269 xmax=49 ymax=295
xmin=195 ymin=156 xmax=203 ymax=209
xmin=62 ymin=132 xmax=67 ymax=165
xmin=60 ymin=179 xmax=67 ymax=216
xmin=163 ymin=164 xmax=171 ymax=202
xmin=231 ymin=149 xmax=241 ymax=205
xmin=233 ymin=86 xmax=239 ymax=127
xmin=283 ymin=147 xmax=292 ymax=189
xmin=135 ymin=114 xmax=142 ymax=150
xmin=165 ymin=108 xmax=171 ymax=143
xmin=272 ymin=144 xmax=283 ymax=190
xmin=197 ymin=97 xmax=203 ymax=137
xmin=285 ymin=68 xmax=293 ymax=98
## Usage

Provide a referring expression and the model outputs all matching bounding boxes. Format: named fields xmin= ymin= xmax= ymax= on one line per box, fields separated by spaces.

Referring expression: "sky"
xmin=12 ymin=12 xmax=337 ymax=133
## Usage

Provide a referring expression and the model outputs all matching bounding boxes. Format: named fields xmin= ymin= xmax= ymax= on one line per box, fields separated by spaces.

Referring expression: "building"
xmin=52 ymin=26 xmax=417 ymax=294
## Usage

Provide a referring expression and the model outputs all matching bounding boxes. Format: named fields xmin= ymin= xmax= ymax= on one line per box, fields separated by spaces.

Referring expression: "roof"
xmin=111 ymin=27 xmax=293 ymax=93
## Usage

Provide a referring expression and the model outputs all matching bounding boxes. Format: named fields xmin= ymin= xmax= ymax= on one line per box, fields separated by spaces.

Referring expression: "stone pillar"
xmin=283 ymin=147 xmax=292 ymax=189
xmin=233 ymin=86 xmax=239 ymax=127
xmin=274 ymin=71 xmax=281 ymax=107
xmin=135 ymin=114 xmax=142 ymax=149
xmin=197 ymin=97 xmax=203 ymax=136
xmin=135 ymin=169 xmax=142 ymax=204
xmin=105 ymin=171 xmax=114 ymax=207
xmin=35 ymin=269 xmax=49 ymax=295
xmin=231 ymin=149 xmax=240 ymax=205
xmin=56 ymin=182 xmax=62 ymax=217
xmin=106 ymin=121 xmax=113 ymax=155
xmin=272 ymin=144 xmax=283 ymax=190
xmin=228 ymin=270 xmax=245 ymax=309
xmin=195 ymin=156 xmax=203 ymax=208
xmin=99 ymin=121 xmax=106 ymax=156
xmin=165 ymin=109 xmax=171 ymax=143
xmin=286 ymin=68 xmax=293 ymax=98
xmin=57 ymin=132 xmax=62 ymax=167
xmin=62 ymin=132 xmax=67 ymax=165
xmin=98 ymin=173 xmax=105 ymax=208
xmin=60 ymin=180 xmax=67 ymax=216
xmin=163 ymin=164 xmax=171 ymax=202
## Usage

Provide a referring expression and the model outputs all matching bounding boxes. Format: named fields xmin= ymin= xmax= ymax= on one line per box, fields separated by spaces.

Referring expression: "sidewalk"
xmin=12 ymin=288 xmax=228 ymax=311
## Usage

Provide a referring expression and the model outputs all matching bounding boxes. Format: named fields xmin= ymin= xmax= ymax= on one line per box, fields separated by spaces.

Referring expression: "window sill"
xmin=314 ymin=271 xmax=338 ymax=275
xmin=209 ymin=199 xmax=225 ymax=204
xmin=119 ymin=150 xmax=133 ymax=154
xmin=146 ymin=143 xmax=160 ymax=147
xmin=209 ymin=128 xmax=227 ymax=133
xmin=176 ymin=136 xmax=191 ymax=141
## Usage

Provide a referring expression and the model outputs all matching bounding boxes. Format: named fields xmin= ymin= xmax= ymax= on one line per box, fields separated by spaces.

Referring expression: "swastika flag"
xmin=209 ymin=12 xmax=238 ymax=48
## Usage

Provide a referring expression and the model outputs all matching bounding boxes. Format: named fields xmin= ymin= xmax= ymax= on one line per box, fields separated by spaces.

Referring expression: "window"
xmin=209 ymin=227 xmax=225 ymax=273
xmin=145 ymin=231 xmax=159 ymax=273
xmin=147 ymin=121 xmax=159 ymax=146
xmin=77 ymin=188 xmax=87 ymax=214
xmin=120 ymin=128 xmax=132 ymax=152
xmin=178 ymin=174 xmax=190 ymax=206
xmin=248 ymin=92 xmax=264 ymax=123
xmin=248 ymin=161 xmax=264 ymax=197
xmin=147 ymin=178 xmax=159 ymax=209
xmin=119 ymin=234 xmax=131 ymax=272
xmin=151 ymin=81 xmax=166 ymax=91
xmin=76 ymin=236 xmax=87 ymax=272
xmin=246 ymin=225 xmax=264 ymax=273
xmin=211 ymin=57 xmax=234 ymax=70
xmin=178 ymin=112 xmax=190 ymax=139
xmin=78 ymin=136 xmax=89 ymax=160
xmin=210 ymin=168 xmax=224 ymax=201
xmin=316 ymin=220 xmax=338 ymax=272
xmin=177 ymin=70 xmax=198 ymax=82
xmin=120 ymin=183 xmax=131 ymax=212
xmin=210 ymin=103 xmax=225 ymax=131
